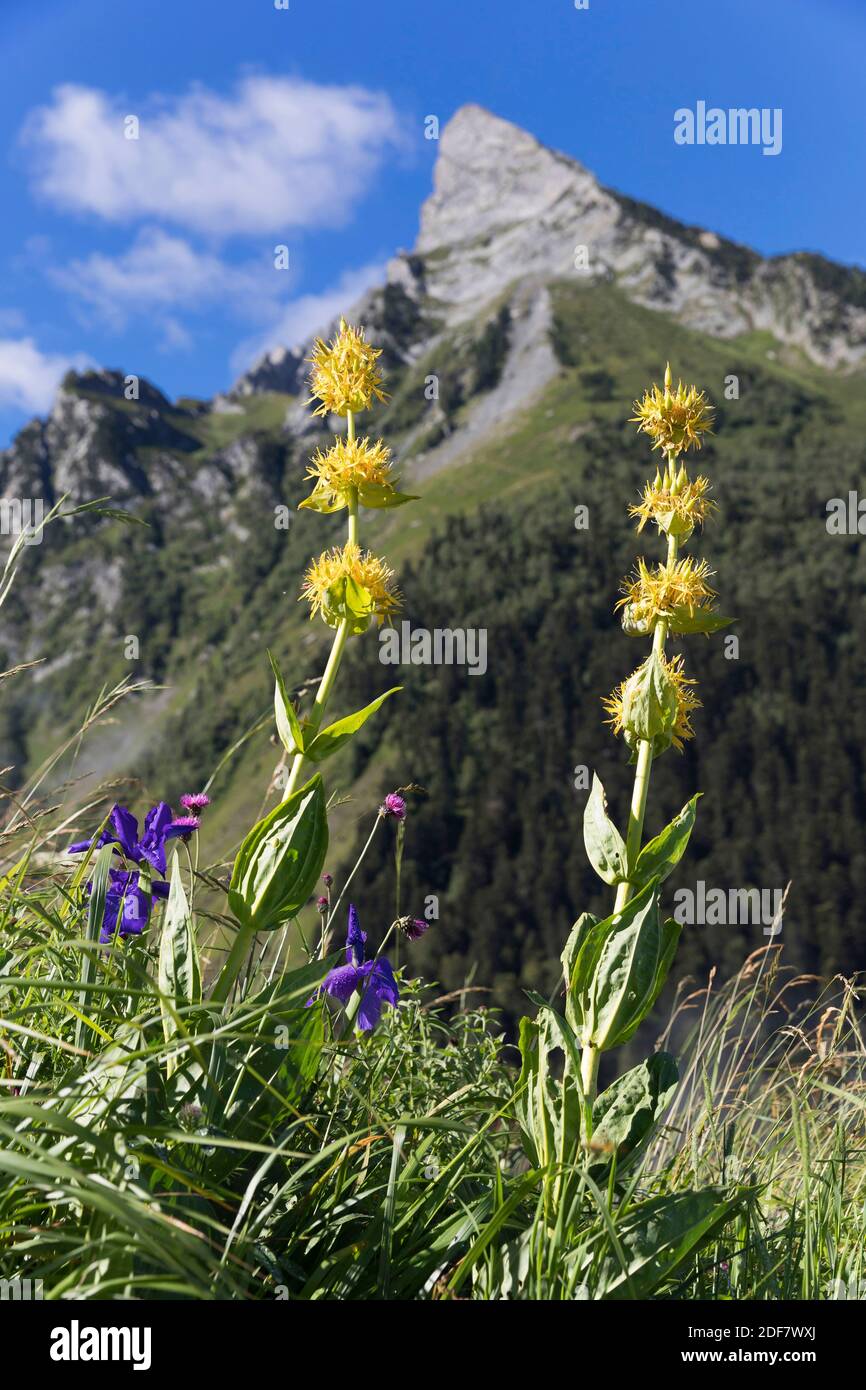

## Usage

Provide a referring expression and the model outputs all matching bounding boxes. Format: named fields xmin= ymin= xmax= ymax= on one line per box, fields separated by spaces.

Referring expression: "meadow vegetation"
xmin=0 ymin=321 xmax=863 ymax=1302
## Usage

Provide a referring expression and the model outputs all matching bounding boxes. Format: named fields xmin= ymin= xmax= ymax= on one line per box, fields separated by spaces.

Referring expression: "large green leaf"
xmin=633 ymin=794 xmax=700 ymax=889
xmin=514 ymin=1006 xmax=583 ymax=1169
xmin=561 ymin=909 xmax=599 ymax=1032
xmin=321 ymin=574 xmax=375 ymax=634
xmin=622 ymin=650 xmax=678 ymax=745
xmin=158 ymin=850 xmax=201 ymax=1052
xmin=228 ymin=774 xmax=328 ymax=931
xmin=304 ymin=687 xmax=402 ymax=763
xmin=583 ymin=774 xmax=628 ymax=885
xmin=585 ymin=879 xmax=661 ymax=1051
xmin=564 ymin=911 xmax=625 ymax=1037
xmin=514 ymin=1016 xmax=558 ymax=1168
xmin=613 ymin=917 xmax=683 ymax=1047
xmin=298 ymin=485 xmax=345 ymax=514
xmin=590 ymin=1051 xmax=678 ymax=1175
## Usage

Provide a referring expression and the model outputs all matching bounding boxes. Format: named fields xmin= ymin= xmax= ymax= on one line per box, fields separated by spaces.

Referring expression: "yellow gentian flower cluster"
xmin=300 ymin=318 xmax=409 ymax=631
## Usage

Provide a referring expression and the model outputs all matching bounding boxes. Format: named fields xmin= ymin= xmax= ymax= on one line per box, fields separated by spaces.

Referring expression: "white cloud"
xmin=0 ymin=338 xmax=90 ymax=413
xmin=22 ymin=77 xmax=407 ymax=236
xmin=230 ymin=260 xmax=387 ymax=376
xmin=52 ymin=227 xmax=281 ymax=330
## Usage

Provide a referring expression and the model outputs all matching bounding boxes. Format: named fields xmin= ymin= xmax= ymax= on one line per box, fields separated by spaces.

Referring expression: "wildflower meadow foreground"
xmin=0 ymin=322 xmax=863 ymax=1304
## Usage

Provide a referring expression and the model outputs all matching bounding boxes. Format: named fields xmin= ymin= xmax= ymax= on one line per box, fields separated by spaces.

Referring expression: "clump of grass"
xmin=0 ymin=761 xmax=862 ymax=1302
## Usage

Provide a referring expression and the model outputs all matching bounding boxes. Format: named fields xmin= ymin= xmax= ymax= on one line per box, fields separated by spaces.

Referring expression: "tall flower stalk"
xmin=515 ymin=363 xmax=728 ymax=1189
xmin=281 ymin=319 xmax=411 ymax=800
xmin=579 ymin=365 xmax=718 ymax=1103
xmin=212 ymin=319 xmax=413 ymax=1005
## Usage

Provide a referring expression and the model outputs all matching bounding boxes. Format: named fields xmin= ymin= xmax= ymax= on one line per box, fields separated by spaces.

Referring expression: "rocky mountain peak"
xmin=228 ymin=104 xmax=866 ymax=403
xmin=417 ymin=105 xmax=597 ymax=254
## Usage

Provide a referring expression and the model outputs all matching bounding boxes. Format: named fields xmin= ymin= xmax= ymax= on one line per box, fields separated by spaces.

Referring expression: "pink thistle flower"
xmin=172 ymin=815 xmax=201 ymax=836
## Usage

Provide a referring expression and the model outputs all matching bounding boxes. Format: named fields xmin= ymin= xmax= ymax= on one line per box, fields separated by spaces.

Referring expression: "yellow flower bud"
xmin=631 ymin=369 xmax=714 ymax=456
xmin=308 ymin=319 xmax=388 ymax=419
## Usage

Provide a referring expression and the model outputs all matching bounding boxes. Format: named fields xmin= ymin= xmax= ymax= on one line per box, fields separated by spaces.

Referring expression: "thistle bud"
xmin=394 ymin=915 xmax=430 ymax=941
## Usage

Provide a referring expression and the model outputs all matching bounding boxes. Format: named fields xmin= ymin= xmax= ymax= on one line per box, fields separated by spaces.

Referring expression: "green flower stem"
xmin=282 ymin=412 xmax=360 ymax=803
xmin=580 ymin=1042 xmax=600 ymax=1106
xmin=211 ymin=918 xmax=256 ymax=1005
xmin=282 ymin=616 xmax=351 ymax=801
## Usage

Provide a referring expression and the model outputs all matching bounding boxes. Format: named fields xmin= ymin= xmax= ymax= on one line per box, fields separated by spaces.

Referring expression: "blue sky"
xmin=0 ymin=0 xmax=862 ymax=444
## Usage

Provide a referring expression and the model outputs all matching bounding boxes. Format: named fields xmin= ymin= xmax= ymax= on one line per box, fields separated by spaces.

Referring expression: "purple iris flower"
xmin=308 ymin=904 xmax=399 ymax=1032
xmin=98 ymin=869 xmax=169 ymax=944
xmin=69 ymin=802 xmax=195 ymax=877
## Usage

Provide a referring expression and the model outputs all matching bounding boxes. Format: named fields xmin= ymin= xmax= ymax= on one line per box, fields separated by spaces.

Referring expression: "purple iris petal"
xmin=346 ymin=902 xmax=367 ymax=966
xmin=170 ymin=816 xmax=201 ymax=832
xmin=138 ymin=802 xmax=175 ymax=874
xmin=98 ymin=882 xmax=122 ymax=943
xmin=97 ymin=867 xmax=169 ymax=944
xmin=306 ymin=905 xmax=400 ymax=1030
xmin=110 ymin=805 xmax=142 ymax=860
xmin=357 ymin=957 xmax=400 ymax=1032
xmin=322 ymin=963 xmax=366 ymax=1003
xmin=69 ymin=800 xmax=199 ymax=873
xmin=68 ymin=837 xmax=97 ymax=855
xmin=117 ymin=886 xmax=149 ymax=937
